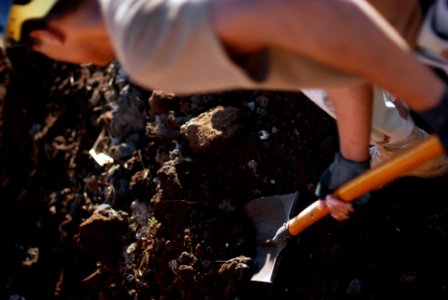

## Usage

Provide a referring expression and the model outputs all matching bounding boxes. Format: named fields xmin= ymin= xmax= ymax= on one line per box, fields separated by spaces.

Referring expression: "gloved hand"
xmin=315 ymin=151 xmax=371 ymax=209
xmin=417 ymin=87 xmax=448 ymax=151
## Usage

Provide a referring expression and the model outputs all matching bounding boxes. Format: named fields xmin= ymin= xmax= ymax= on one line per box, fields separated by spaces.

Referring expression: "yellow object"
xmin=7 ymin=0 xmax=58 ymax=43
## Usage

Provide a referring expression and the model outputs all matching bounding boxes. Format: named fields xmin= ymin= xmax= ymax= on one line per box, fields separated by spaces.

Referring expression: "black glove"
xmin=315 ymin=151 xmax=370 ymax=207
xmin=417 ymin=87 xmax=448 ymax=152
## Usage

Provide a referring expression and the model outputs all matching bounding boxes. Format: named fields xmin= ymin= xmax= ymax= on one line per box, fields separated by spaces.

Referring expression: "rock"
xmin=400 ymin=270 xmax=418 ymax=283
xmin=219 ymin=256 xmax=253 ymax=298
xmin=110 ymin=133 xmax=140 ymax=161
xmin=219 ymin=256 xmax=252 ymax=280
xmin=255 ymin=96 xmax=269 ymax=108
xmin=130 ymin=199 xmax=150 ymax=227
xmin=156 ymin=160 xmax=183 ymax=200
xmin=110 ymin=90 xmax=146 ymax=140
xmin=180 ymin=106 xmax=242 ymax=153
xmin=148 ymin=90 xmax=176 ymax=117
xmin=76 ymin=204 xmax=129 ymax=263
xmin=129 ymin=169 xmax=153 ymax=200
xmin=345 ymin=278 xmax=365 ymax=296
xmin=151 ymin=114 xmax=180 ymax=138
xmin=21 ymin=247 xmax=39 ymax=267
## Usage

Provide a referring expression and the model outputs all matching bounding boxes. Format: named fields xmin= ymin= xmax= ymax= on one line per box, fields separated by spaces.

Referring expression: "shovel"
xmin=245 ymin=135 xmax=445 ymax=283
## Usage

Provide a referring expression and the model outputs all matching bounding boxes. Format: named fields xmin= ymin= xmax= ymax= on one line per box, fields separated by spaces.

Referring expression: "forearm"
xmin=212 ymin=0 xmax=445 ymax=110
xmin=276 ymin=0 xmax=444 ymax=112
xmin=326 ymin=84 xmax=373 ymax=162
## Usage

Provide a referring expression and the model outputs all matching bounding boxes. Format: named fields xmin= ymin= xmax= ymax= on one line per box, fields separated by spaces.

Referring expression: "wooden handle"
xmin=287 ymin=135 xmax=444 ymax=236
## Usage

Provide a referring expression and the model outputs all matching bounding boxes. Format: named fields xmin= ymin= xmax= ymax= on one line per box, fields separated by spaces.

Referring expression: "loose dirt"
xmin=0 ymin=53 xmax=447 ymax=300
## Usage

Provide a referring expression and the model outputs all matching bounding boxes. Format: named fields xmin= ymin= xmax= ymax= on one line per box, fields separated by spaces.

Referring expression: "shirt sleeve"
xmin=98 ymin=0 xmax=360 ymax=94
xmin=98 ymin=0 xmax=261 ymax=94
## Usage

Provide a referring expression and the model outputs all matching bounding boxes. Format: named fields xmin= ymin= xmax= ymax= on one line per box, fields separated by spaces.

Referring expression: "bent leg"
xmin=302 ymin=87 xmax=448 ymax=177
xmin=301 ymin=87 xmax=415 ymax=146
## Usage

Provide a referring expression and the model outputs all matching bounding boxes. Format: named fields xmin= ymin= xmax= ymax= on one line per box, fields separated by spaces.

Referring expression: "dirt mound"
xmin=0 ymin=54 xmax=447 ymax=300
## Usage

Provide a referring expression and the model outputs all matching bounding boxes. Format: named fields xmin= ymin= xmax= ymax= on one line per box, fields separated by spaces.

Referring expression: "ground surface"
xmin=0 ymin=54 xmax=447 ymax=300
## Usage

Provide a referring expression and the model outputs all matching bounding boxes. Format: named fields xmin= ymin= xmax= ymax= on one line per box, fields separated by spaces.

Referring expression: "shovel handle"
xmin=287 ymin=135 xmax=444 ymax=236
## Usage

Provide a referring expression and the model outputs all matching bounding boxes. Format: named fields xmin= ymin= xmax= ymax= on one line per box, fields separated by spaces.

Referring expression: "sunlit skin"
xmin=318 ymin=84 xmax=373 ymax=221
xmin=320 ymin=196 xmax=354 ymax=221
xmin=29 ymin=0 xmax=114 ymax=66
xmin=212 ymin=0 xmax=445 ymax=111
xmin=32 ymin=0 xmax=444 ymax=110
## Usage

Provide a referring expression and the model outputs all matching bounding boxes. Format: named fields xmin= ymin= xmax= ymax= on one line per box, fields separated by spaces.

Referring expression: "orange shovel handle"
xmin=287 ymin=135 xmax=444 ymax=236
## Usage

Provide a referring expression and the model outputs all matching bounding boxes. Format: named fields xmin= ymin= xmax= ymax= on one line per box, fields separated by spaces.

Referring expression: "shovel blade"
xmin=249 ymin=243 xmax=283 ymax=283
xmin=245 ymin=192 xmax=298 ymax=283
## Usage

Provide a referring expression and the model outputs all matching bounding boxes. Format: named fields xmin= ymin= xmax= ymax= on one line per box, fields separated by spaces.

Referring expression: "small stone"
xmin=247 ymin=160 xmax=258 ymax=174
xmin=400 ymin=271 xmax=418 ymax=283
xmin=345 ymin=278 xmax=365 ymax=296
xmin=256 ymin=96 xmax=269 ymax=108
xmin=246 ymin=102 xmax=256 ymax=111
xmin=258 ymin=130 xmax=270 ymax=140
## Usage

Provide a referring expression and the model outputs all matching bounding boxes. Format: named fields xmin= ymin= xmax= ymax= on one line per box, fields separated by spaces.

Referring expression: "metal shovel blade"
xmin=244 ymin=192 xmax=298 ymax=283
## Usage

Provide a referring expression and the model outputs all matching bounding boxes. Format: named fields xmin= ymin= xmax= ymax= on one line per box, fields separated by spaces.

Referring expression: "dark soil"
xmin=0 ymin=52 xmax=447 ymax=300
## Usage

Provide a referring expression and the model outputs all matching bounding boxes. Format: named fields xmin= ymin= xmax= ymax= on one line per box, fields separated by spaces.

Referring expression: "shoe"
xmin=370 ymin=126 xmax=448 ymax=178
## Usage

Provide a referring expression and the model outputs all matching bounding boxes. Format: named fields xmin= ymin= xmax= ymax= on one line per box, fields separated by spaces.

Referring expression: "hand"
xmin=319 ymin=195 xmax=353 ymax=221
xmin=417 ymin=87 xmax=448 ymax=151
xmin=315 ymin=151 xmax=370 ymax=220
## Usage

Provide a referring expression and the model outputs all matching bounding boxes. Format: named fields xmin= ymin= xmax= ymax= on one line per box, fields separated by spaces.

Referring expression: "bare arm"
xmin=323 ymin=84 xmax=373 ymax=220
xmin=211 ymin=0 xmax=445 ymax=111
xmin=326 ymin=84 xmax=373 ymax=162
